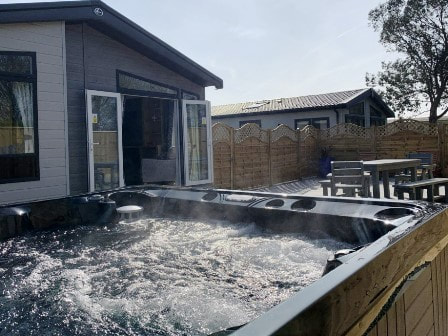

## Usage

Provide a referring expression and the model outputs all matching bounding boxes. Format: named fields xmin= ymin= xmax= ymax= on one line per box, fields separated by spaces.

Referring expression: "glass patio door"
xmin=182 ymin=100 xmax=213 ymax=186
xmin=86 ymin=90 xmax=124 ymax=192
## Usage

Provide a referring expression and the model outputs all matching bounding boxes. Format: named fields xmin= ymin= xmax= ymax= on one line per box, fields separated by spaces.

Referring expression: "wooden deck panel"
xmin=357 ymin=243 xmax=448 ymax=336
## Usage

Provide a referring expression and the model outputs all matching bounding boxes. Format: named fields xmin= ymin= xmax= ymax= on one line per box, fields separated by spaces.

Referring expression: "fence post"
xmin=372 ymin=125 xmax=377 ymax=160
xmin=268 ymin=129 xmax=272 ymax=186
xmin=374 ymin=125 xmax=380 ymax=159
xmin=230 ymin=127 xmax=235 ymax=189
xmin=297 ymin=129 xmax=301 ymax=179
xmin=438 ymin=123 xmax=446 ymax=177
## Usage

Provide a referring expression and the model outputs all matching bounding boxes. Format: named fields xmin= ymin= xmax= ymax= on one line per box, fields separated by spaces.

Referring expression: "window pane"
xmin=91 ymin=95 xmax=119 ymax=190
xmin=186 ymin=103 xmax=209 ymax=182
xmin=0 ymin=156 xmax=38 ymax=181
xmin=349 ymin=103 xmax=364 ymax=115
xmin=370 ymin=117 xmax=386 ymax=126
xmin=119 ymin=73 xmax=177 ymax=96
xmin=295 ymin=120 xmax=310 ymax=130
xmin=312 ymin=119 xmax=328 ymax=129
xmin=0 ymin=80 xmax=35 ymax=154
xmin=345 ymin=115 xmax=365 ymax=127
xmin=0 ymin=54 xmax=32 ymax=75
xmin=370 ymin=106 xmax=382 ymax=117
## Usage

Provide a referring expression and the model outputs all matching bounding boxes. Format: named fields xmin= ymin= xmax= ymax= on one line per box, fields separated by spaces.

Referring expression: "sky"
xmin=1 ymin=0 xmax=397 ymax=106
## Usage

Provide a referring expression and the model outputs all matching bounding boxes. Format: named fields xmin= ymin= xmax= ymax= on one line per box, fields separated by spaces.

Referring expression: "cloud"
xmin=228 ymin=26 xmax=267 ymax=40
xmin=335 ymin=26 xmax=359 ymax=39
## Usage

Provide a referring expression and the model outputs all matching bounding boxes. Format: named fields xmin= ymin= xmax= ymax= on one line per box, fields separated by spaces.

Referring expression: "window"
xmin=370 ymin=105 xmax=386 ymax=126
xmin=345 ymin=115 xmax=365 ymax=127
xmin=311 ymin=118 xmax=330 ymax=129
xmin=295 ymin=119 xmax=310 ymax=130
xmin=0 ymin=51 xmax=39 ymax=183
xmin=239 ymin=120 xmax=261 ymax=127
xmin=117 ymin=70 xmax=179 ymax=98
xmin=295 ymin=118 xmax=329 ymax=130
xmin=345 ymin=102 xmax=365 ymax=127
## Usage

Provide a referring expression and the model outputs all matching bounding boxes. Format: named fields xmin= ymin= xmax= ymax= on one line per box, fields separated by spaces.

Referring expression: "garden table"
xmin=363 ymin=159 xmax=421 ymax=199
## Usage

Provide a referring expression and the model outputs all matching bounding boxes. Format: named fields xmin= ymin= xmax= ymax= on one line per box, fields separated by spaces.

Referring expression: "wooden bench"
xmin=394 ymin=178 xmax=448 ymax=202
xmin=319 ymin=179 xmax=368 ymax=197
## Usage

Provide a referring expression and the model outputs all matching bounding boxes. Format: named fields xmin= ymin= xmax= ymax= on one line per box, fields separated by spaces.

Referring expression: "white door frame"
xmin=86 ymin=90 xmax=124 ymax=192
xmin=182 ymin=99 xmax=213 ymax=186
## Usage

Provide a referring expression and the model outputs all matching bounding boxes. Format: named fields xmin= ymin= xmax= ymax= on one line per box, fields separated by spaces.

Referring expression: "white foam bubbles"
xmin=0 ymin=217 xmax=351 ymax=336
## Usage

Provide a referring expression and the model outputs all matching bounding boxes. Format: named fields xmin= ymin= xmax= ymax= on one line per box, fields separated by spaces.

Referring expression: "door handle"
xmin=93 ymin=142 xmax=100 ymax=145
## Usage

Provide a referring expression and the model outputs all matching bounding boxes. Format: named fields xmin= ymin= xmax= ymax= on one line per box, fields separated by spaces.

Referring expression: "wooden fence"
xmin=213 ymin=123 xmax=304 ymax=189
xmin=320 ymin=119 xmax=445 ymax=175
xmin=213 ymin=119 xmax=448 ymax=189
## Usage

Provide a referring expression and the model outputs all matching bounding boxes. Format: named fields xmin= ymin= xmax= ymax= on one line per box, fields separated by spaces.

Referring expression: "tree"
xmin=366 ymin=0 xmax=448 ymax=123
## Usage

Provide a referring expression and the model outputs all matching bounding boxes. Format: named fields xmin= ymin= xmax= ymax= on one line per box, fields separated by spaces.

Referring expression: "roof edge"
xmin=211 ymin=88 xmax=395 ymax=118
xmin=0 ymin=0 xmax=223 ymax=89
xmin=212 ymin=104 xmax=347 ymax=119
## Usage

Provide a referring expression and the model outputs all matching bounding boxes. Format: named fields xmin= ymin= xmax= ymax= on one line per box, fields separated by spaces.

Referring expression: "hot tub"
xmin=0 ymin=186 xmax=443 ymax=335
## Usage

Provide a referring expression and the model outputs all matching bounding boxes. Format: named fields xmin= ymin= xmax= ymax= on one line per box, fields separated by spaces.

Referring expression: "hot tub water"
xmin=0 ymin=217 xmax=351 ymax=335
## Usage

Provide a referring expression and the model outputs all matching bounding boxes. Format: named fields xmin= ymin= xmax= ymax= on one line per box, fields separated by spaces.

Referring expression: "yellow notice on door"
xmin=201 ymin=117 xmax=207 ymax=125
xmin=92 ymin=114 xmax=98 ymax=124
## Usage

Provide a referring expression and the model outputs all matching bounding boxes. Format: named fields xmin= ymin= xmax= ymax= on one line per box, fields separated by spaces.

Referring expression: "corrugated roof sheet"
xmin=212 ymin=88 xmax=369 ymax=117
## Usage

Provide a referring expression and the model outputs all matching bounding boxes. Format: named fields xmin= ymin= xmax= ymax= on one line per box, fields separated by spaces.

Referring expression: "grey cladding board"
xmin=66 ymin=23 xmax=206 ymax=195
xmin=0 ymin=21 xmax=68 ymax=204
xmin=66 ymin=24 xmax=87 ymax=195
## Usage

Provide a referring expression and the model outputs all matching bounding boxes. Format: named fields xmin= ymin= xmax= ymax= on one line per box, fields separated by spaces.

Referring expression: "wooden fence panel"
xmin=212 ymin=123 xmax=306 ymax=189
xmin=213 ymin=142 xmax=232 ymax=188
xmin=212 ymin=123 xmax=233 ymax=188
xmin=234 ymin=137 xmax=270 ymax=189
xmin=212 ymin=119 xmax=447 ymax=190
xmin=299 ymin=125 xmax=319 ymax=177
xmin=321 ymin=123 xmax=375 ymax=161
xmin=271 ymin=137 xmax=299 ymax=184
xmin=375 ymin=120 xmax=440 ymax=169
xmin=93 ymin=131 xmax=118 ymax=162
xmin=270 ymin=125 xmax=299 ymax=185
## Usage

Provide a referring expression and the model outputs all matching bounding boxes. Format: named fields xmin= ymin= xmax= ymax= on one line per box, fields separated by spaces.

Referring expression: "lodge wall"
xmin=0 ymin=21 xmax=68 ymax=204
xmin=65 ymin=23 xmax=205 ymax=195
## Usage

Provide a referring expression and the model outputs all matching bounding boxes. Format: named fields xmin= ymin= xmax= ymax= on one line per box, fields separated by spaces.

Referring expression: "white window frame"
xmin=182 ymin=99 xmax=213 ymax=186
xmin=86 ymin=90 xmax=124 ymax=192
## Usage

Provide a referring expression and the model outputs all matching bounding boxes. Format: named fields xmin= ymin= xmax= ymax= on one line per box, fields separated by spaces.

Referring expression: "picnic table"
xmin=363 ymin=159 xmax=421 ymax=199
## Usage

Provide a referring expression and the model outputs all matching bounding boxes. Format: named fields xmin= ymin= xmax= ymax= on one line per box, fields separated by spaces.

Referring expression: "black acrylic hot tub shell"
xmin=0 ymin=185 xmax=425 ymax=246
xmin=108 ymin=187 xmax=422 ymax=245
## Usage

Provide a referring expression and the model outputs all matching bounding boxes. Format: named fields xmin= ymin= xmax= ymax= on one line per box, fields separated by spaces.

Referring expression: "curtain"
xmin=162 ymin=100 xmax=176 ymax=160
xmin=12 ymin=82 xmax=34 ymax=153
xmin=187 ymin=105 xmax=201 ymax=181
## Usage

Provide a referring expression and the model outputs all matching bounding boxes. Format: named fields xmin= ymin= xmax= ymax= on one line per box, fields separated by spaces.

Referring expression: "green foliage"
xmin=367 ymin=0 xmax=448 ymax=122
